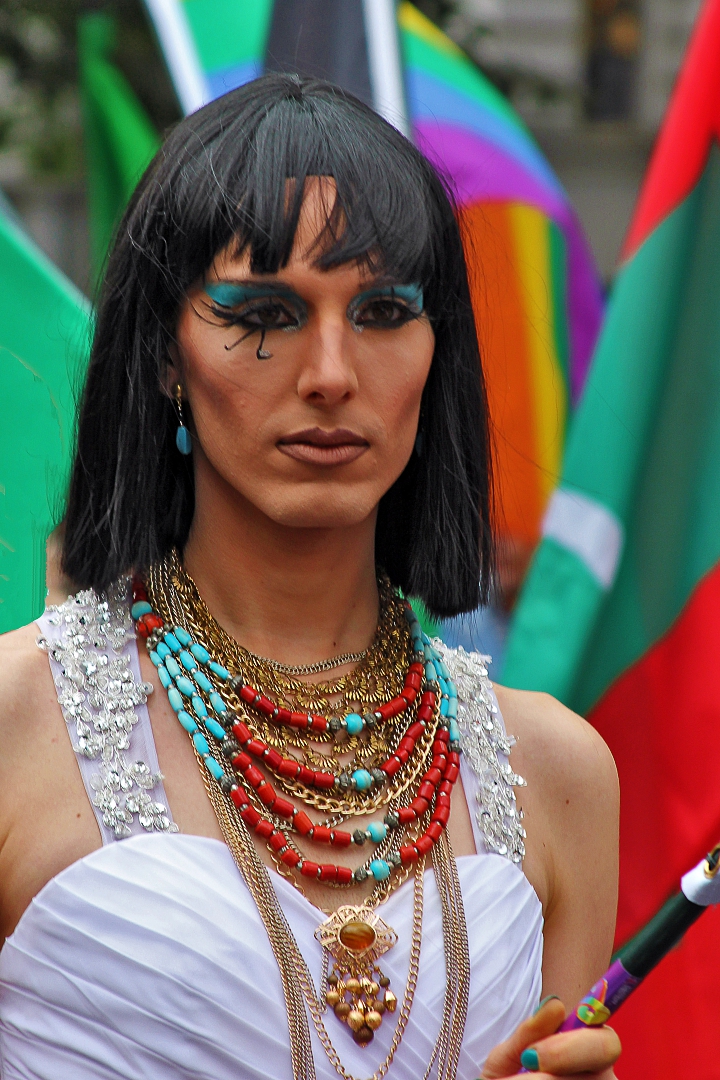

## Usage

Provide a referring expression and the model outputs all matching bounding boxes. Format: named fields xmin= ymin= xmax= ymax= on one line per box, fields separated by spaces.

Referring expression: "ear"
xmin=163 ymin=342 xmax=182 ymax=400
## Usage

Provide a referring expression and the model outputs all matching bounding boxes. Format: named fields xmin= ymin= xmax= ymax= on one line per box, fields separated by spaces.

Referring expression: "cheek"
xmin=363 ymin=330 xmax=433 ymax=442
xmin=192 ymin=384 xmax=253 ymax=462
xmin=178 ymin=321 xmax=281 ymax=457
xmin=192 ymin=371 xmax=257 ymax=431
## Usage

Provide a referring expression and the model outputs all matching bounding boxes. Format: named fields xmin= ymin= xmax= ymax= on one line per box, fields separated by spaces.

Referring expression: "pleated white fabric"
xmin=0 ymin=833 xmax=542 ymax=1079
xmin=0 ymin=596 xmax=543 ymax=1079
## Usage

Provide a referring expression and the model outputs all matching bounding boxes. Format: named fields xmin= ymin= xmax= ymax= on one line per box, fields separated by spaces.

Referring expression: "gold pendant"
xmin=315 ymin=906 xmax=398 ymax=1046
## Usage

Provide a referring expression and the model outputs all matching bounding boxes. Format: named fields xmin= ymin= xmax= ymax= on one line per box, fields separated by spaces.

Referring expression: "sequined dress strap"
xmin=434 ymin=642 xmax=527 ymax=864
xmin=36 ymin=581 xmax=177 ymax=845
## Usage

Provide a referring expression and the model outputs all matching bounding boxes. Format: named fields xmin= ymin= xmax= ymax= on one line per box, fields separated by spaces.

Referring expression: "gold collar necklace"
xmin=134 ymin=553 xmax=470 ymax=1079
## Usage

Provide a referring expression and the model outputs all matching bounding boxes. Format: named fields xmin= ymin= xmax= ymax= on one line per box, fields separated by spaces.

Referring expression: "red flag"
xmin=592 ymin=4 xmax=720 ymax=1075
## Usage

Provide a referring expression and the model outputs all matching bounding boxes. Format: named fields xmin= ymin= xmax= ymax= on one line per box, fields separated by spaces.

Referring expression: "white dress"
xmin=0 ymin=584 xmax=543 ymax=1080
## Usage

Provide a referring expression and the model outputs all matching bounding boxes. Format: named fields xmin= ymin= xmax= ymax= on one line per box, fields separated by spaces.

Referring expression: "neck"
xmin=183 ymin=484 xmax=380 ymax=668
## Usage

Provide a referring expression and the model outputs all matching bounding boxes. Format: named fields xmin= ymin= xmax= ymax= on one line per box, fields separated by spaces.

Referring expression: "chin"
xmin=262 ymin=487 xmax=381 ymax=530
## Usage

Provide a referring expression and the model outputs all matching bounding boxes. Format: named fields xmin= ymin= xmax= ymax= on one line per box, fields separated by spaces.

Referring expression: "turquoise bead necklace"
xmin=132 ymin=552 xmax=470 ymax=1060
xmin=133 ymin=558 xmax=462 ymax=890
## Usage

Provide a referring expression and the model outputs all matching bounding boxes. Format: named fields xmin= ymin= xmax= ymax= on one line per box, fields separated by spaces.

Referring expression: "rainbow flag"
xmin=400 ymin=7 xmax=602 ymax=551
xmin=503 ymin=1 xmax=720 ymax=1073
xmin=144 ymin=0 xmax=603 ymax=553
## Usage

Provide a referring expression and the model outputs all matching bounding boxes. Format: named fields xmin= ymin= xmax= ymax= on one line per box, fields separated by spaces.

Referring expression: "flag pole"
xmin=519 ymin=844 xmax=720 ymax=1070
xmin=362 ymin=0 xmax=411 ymax=139
xmin=143 ymin=0 xmax=208 ymax=115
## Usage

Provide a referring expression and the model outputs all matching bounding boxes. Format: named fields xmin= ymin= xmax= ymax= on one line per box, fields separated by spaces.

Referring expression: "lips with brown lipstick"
xmin=276 ymin=427 xmax=370 ymax=466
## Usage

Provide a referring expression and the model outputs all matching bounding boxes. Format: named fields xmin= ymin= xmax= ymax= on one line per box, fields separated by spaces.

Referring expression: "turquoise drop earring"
xmin=174 ymin=384 xmax=192 ymax=455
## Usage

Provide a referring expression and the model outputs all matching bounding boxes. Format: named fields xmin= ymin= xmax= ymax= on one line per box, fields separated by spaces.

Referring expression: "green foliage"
xmin=78 ymin=11 xmax=160 ymax=277
xmin=0 ymin=0 xmax=179 ymax=181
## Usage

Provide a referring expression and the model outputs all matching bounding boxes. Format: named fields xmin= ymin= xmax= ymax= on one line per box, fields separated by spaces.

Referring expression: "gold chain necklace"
xmin=146 ymin=552 xmax=471 ymax=1076
xmin=254 ymin=648 xmax=371 ymax=676
xmin=199 ymin=750 xmax=470 ymax=1080
xmin=159 ymin=550 xmax=408 ymax=716
xmin=150 ymin=555 xmax=440 ymax=816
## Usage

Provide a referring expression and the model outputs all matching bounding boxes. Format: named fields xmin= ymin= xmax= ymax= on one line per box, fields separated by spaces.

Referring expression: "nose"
xmin=296 ymin=310 xmax=358 ymax=408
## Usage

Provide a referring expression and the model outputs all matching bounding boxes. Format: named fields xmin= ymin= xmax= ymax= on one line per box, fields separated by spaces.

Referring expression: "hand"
xmin=480 ymin=997 xmax=621 ymax=1079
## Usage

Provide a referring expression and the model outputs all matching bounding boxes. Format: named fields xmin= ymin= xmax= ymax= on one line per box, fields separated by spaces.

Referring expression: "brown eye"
xmin=353 ymin=299 xmax=417 ymax=329
xmin=210 ymin=297 xmax=305 ymax=331
xmin=239 ymin=301 xmax=299 ymax=329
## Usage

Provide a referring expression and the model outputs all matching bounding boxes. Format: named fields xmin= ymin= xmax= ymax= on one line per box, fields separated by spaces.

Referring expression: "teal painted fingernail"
xmin=520 ymin=1048 xmax=540 ymax=1072
xmin=533 ymin=994 xmax=561 ymax=1015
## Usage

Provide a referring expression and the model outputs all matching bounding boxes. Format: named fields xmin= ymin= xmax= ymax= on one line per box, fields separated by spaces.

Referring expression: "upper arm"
xmin=0 ymin=625 xmax=49 ymax=935
xmin=0 ymin=623 xmax=102 ymax=943
xmin=495 ymin=686 xmax=619 ymax=1011
xmin=0 ymin=626 xmax=45 ymax=822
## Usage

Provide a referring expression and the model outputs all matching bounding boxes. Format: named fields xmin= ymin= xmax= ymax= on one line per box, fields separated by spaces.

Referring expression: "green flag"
xmin=0 ymin=207 xmax=91 ymax=633
xmin=501 ymin=2 xmax=720 ymax=1074
xmin=502 ymin=150 xmax=720 ymax=710
xmin=78 ymin=13 xmax=160 ymax=278
xmin=501 ymin=7 xmax=720 ymax=718
xmin=0 ymin=14 xmax=159 ymax=633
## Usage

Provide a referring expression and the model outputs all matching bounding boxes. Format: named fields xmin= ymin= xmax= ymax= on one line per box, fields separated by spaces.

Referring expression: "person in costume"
xmin=0 ymin=75 xmax=620 ymax=1080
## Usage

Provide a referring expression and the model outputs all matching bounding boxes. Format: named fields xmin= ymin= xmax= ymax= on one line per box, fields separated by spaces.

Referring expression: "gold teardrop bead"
xmin=384 ymin=990 xmax=397 ymax=1012
xmin=365 ymin=1010 xmax=383 ymax=1030
xmin=347 ymin=1009 xmax=366 ymax=1032
xmin=368 ymin=980 xmax=380 ymax=996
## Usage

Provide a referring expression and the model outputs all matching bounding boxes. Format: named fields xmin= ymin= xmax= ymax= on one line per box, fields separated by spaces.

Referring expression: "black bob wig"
xmin=62 ymin=73 xmax=493 ymax=619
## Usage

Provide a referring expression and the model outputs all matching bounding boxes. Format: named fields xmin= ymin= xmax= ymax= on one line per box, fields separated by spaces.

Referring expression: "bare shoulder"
xmin=0 ymin=623 xmax=64 ymax=784
xmin=0 ymin=620 xmax=103 ymax=942
xmin=0 ymin=623 xmax=54 ymax=737
xmin=493 ymin=684 xmax=618 ymax=808
xmin=492 ymin=684 xmax=618 ymax=935
xmin=0 ymin=620 xmax=48 ymax=666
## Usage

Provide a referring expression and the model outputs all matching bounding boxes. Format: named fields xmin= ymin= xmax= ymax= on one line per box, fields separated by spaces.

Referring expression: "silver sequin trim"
xmin=37 ymin=580 xmax=177 ymax=839
xmin=434 ymin=642 xmax=526 ymax=864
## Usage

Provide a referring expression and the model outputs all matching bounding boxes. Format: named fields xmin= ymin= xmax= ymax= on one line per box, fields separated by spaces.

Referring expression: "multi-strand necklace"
xmin=132 ymin=552 xmax=469 ymax=1080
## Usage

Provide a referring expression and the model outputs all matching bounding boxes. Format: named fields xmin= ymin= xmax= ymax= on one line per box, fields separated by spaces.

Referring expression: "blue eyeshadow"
xmin=205 ymin=282 xmax=299 ymax=307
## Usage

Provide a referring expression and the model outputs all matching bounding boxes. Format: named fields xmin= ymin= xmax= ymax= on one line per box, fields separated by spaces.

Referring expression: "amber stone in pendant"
xmin=353 ymin=1025 xmax=374 ymax=1046
xmin=338 ymin=919 xmax=376 ymax=952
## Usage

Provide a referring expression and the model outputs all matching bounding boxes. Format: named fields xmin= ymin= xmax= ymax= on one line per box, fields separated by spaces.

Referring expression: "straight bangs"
xmin=232 ymin=98 xmax=438 ymax=289
xmin=63 ymin=73 xmax=492 ymax=618
xmin=149 ymin=83 xmax=443 ymax=316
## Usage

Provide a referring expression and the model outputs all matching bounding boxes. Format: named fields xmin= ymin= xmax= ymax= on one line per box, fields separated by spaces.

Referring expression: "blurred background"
xmin=0 ymin=0 xmax=701 ymax=295
xmin=5 ymin=6 xmax=720 ymax=1076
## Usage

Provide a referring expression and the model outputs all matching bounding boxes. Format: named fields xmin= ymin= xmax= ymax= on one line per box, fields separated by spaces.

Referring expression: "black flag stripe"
xmin=264 ymin=0 xmax=373 ymax=108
